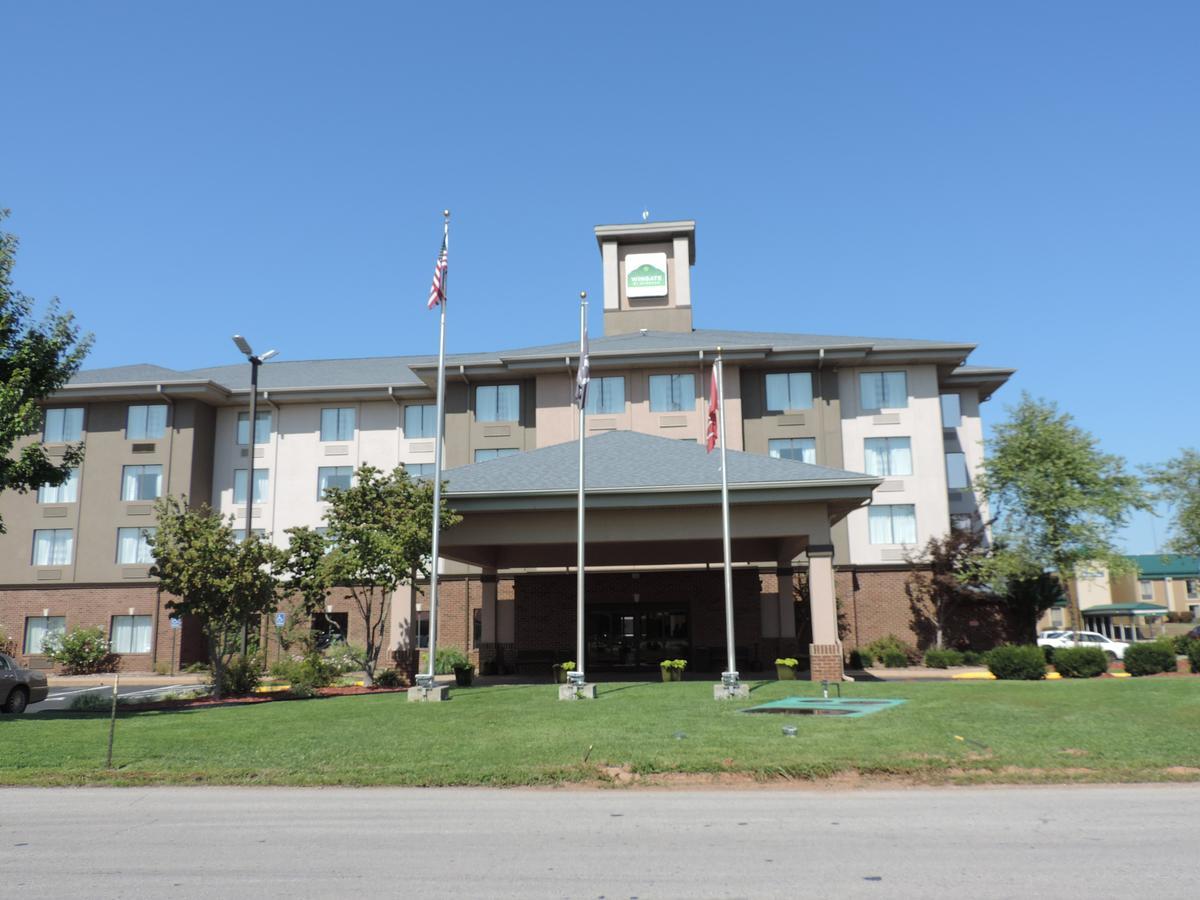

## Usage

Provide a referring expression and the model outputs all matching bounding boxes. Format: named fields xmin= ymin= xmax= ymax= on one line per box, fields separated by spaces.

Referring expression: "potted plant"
xmin=775 ymin=657 xmax=800 ymax=680
xmin=659 ymin=658 xmax=687 ymax=682
xmin=452 ymin=661 xmax=475 ymax=687
xmin=553 ymin=660 xmax=575 ymax=684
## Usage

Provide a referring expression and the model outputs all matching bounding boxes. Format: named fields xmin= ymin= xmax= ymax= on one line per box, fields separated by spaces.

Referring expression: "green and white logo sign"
xmin=625 ymin=252 xmax=668 ymax=298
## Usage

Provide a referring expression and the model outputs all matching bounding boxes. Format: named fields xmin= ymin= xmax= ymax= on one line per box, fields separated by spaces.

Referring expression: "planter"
xmin=775 ymin=664 xmax=798 ymax=681
xmin=453 ymin=666 xmax=474 ymax=687
xmin=660 ymin=667 xmax=683 ymax=682
xmin=553 ymin=666 xmax=569 ymax=684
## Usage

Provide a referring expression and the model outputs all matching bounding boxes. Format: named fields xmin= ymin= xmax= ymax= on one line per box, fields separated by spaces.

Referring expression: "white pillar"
xmin=807 ymin=545 xmax=843 ymax=681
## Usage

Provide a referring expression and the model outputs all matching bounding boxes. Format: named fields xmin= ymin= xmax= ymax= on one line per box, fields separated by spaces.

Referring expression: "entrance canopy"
xmin=439 ymin=431 xmax=880 ymax=569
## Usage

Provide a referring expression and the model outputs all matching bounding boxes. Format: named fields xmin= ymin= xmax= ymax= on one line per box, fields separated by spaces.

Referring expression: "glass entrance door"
xmin=586 ymin=607 xmax=689 ymax=671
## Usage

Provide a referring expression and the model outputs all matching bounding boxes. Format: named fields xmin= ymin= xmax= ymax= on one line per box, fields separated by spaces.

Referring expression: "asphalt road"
xmin=2 ymin=785 xmax=1197 ymax=898
xmin=24 ymin=684 xmax=198 ymax=713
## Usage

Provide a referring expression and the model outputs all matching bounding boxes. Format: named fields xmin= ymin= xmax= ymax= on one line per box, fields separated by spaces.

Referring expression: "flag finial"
xmin=642 ymin=208 xmax=649 ymax=222
xmin=443 ymin=209 xmax=450 ymax=218
xmin=580 ymin=291 xmax=587 ymax=301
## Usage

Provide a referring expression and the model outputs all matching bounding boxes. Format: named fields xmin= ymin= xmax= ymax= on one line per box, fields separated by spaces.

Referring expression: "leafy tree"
xmin=906 ymin=528 xmax=991 ymax=649
xmin=272 ymin=526 xmax=335 ymax=657
xmin=148 ymin=497 xmax=280 ymax=698
xmin=1144 ymin=449 xmax=1200 ymax=557
xmin=0 ymin=210 xmax=92 ymax=531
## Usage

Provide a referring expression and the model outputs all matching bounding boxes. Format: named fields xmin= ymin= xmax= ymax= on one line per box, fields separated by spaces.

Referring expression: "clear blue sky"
xmin=4 ymin=2 xmax=1197 ymax=552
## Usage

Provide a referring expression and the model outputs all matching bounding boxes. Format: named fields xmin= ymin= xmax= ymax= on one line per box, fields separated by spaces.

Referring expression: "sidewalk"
xmin=47 ymin=673 xmax=210 ymax=688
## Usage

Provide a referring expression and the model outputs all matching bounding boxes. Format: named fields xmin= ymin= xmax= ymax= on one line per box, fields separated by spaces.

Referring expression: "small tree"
xmin=1144 ymin=449 xmax=1200 ymax=557
xmin=148 ymin=497 xmax=280 ymax=698
xmin=1004 ymin=571 xmax=1066 ymax=644
xmin=273 ymin=525 xmax=334 ymax=657
xmin=906 ymin=528 xmax=991 ymax=649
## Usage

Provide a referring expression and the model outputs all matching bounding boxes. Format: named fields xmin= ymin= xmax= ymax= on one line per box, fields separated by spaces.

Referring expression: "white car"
xmin=1036 ymin=630 xmax=1130 ymax=661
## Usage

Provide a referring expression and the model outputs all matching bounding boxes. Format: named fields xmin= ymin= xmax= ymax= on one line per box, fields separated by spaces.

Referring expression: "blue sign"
xmin=169 ymin=617 xmax=182 ymax=631
xmin=274 ymin=612 xmax=287 ymax=627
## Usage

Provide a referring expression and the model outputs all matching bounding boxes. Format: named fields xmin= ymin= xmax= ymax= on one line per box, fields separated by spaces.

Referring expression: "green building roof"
xmin=1128 ymin=555 xmax=1200 ymax=579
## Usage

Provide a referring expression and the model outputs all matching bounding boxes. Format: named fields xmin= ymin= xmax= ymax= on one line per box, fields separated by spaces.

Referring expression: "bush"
xmin=220 ymin=654 xmax=263 ymax=695
xmin=1123 ymin=640 xmax=1177 ymax=677
xmin=924 ymin=649 xmax=965 ymax=668
xmin=323 ymin=642 xmax=367 ymax=675
xmin=1188 ymin=641 xmax=1200 ymax=675
xmin=1051 ymin=646 xmax=1108 ymax=678
xmin=877 ymin=649 xmax=907 ymax=668
xmin=271 ymin=653 xmax=337 ymax=695
xmin=1041 ymin=645 xmax=1056 ymax=665
xmin=660 ymin=659 xmax=688 ymax=670
xmin=865 ymin=634 xmax=921 ymax=666
xmin=1171 ymin=635 xmax=1196 ymax=656
xmin=434 ymin=647 xmax=469 ymax=674
xmin=848 ymin=648 xmax=872 ymax=669
xmin=70 ymin=691 xmax=113 ymax=712
xmin=986 ymin=645 xmax=1046 ymax=680
xmin=153 ymin=660 xmax=172 ymax=675
xmin=0 ymin=626 xmax=17 ymax=656
xmin=961 ymin=650 xmax=985 ymax=666
xmin=41 ymin=627 xmax=118 ymax=675
xmin=374 ymin=668 xmax=406 ymax=688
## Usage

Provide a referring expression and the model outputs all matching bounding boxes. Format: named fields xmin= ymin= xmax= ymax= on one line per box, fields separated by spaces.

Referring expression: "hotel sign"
xmin=625 ymin=252 xmax=668 ymax=298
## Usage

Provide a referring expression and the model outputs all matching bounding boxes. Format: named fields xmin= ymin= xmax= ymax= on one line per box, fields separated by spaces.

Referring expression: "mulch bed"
xmin=122 ymin=685 xmax=408 ymax=712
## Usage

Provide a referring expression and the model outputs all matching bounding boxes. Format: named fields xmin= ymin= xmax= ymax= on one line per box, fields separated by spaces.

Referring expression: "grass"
xmin=1 ymin=679 xmax=1198 ymax=787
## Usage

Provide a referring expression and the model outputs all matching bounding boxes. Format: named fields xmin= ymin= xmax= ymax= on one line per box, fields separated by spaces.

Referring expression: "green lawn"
xmin=2 ymin=679 xmax=1198 ymax=786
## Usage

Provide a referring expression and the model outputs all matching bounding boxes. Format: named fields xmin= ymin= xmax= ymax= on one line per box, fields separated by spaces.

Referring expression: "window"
xmin=126 ymin=404 xmax=167 ymax=440
xmin=1138 ymin=580 xmax=1153 ymax=601
xmin=121 ymin=464 xmax=163 ymax=501
xmin=768 ymin=438 xmax=816 ymax=464
xmin=317 ymin=466 xmax=353 ymax=498
xmin=945 ymin=452 xmax=969 ymax=490
xmin=405 ymin=404 xmax=437 ymax=438
xmin=43 ymin=407 xmax=84 ymax=442
xmin=37 ymin=468 xmax=79 ymax=503
xmin=236 ymin=411 xmax=272 ymax=445
xmin=765 ymin=372 xmax=814 ymax=412
xmin=472 ymin=608 xmax=482 ymax=647
xmin=649 ymin=374 xmax=695 ymax=412
xmin=476 ymin=385 xmax=520 ymax=422
xmin=868 ymin=504 xmax=917 ymax=545
xmin=951 ymin=514 xmax=975 ymax=532
xmin=232 ymin=528 xmax=267 ymax=542
xmin=1187 ymin=580 xmax=1199 ymax=600
xmin=32 ymin=529 xmax=73 ymax=565
xmin=320 ymin=407 xmax=356 ymax=442
xmin=117 ymin=527 xmax=156 ymax=564
xmin=24 ymin=616 xmax=65 ymax=654
xmin=940 ymin=394 xmax=961 ymax=428
xmin=1050 ymin=608 xmax=1065 ymax=628
xmin=585 ymin=376 xmax=625 ymax=414
xmin=860 ymin=371 xmax=908 ymax=410
xmin=474 ymin=448 xmax=519 ymax=462
xmin=416 ymin=611 xmax=430 ymax=648
xmin=404 ymin=463 xmax=436 ymax=479
xmin=110 ymin=615 xmax=152 ymax=654
xmin=233 ymin=469 xmax=269 ymax=504
xmin=864 ymin=437 xmax=913 ymax=476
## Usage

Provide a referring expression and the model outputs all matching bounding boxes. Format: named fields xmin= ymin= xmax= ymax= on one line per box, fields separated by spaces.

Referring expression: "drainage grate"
xmin=740 ymin=697 xmax=906 ymax=718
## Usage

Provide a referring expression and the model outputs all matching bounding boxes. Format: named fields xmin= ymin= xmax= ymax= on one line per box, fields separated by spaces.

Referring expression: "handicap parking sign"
xmin=274 ymin=612 xmax=287 ymax=627
xmin=169 ymin=617 xmax=182 ymax=630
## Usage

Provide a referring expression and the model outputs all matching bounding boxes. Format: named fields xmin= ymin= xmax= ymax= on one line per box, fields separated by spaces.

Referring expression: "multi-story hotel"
xmin=0 ymin=219 xmax=1013 ymax=680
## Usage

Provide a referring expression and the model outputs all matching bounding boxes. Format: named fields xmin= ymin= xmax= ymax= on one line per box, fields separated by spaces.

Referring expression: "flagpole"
xmin=716 ymin=348 xmax=738 ymax=685
xmin=575 ymin=292 xmax=588 ymax=684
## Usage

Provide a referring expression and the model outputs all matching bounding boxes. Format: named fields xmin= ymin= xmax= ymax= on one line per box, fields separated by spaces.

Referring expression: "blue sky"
xmin=4 ymin=2 xmax=1197 ymax=552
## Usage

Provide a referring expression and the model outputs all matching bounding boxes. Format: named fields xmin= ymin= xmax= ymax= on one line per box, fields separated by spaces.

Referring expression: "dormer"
xmin=594 ymin=220 xmax=695 ymax=335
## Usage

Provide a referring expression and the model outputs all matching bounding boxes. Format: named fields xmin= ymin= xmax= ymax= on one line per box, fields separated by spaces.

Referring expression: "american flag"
xmin=574 ymin=321 xmax=590 ymax=407
xmin=705 ymin=366 xmax=719 ymax=453
xmin=427 ymin=234 xmax=448 ymax=309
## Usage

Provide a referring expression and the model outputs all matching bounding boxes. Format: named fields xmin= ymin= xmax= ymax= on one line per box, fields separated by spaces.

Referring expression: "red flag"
xmin=705 ymin=366 xmax=719 ymax=452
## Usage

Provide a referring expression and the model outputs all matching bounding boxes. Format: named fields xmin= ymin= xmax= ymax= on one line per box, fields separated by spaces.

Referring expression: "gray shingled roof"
xmin=442 ymin=430 xmax=877 ymax=495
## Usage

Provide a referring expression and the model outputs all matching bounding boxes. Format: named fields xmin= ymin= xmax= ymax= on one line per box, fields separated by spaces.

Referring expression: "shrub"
xmin=865 ymin=634 xmax=921 ymax=666
xmin=70 ymin=691 xmax=113 ymax=712
xmin=434 ymin=647 xmax=469 ymax=674
xmin=374 ymin=668 xmax=406 ymax=688
xmin=1171 ymin=635 xmax=1196 ymax=656
xmin=924 ymin=649 xmax=964 ymax=668
xmin=271 ymin=653 xmax=337 ymax=695
xmin=775 ymin=657 xmax=799 ymax=668
xmin=961 ymin=650 xmax=985 ymax=666
xmin=220 ymin=653 xmax=263 ymax=695
xmin=324 ymin=642 xmax=367 ymax=675
xmin=182 ymin=662 xmax=211 ymax=675
xmin=1188 ymin=641 xmax=1200 ymax=674
xmin=848 ymin=648 xmax=872 ymax=669
xmin=1051 ymin=646 xmax=1108 ymax=678
xmin=986 ymin=645 xmax=1046 ymax=680
xmin=1041 ymin=645 xmax=1056 ymax=665
xmin=0 ymin=626 xmax=16 ymax=656
xmin=1123 ymin=640 xmax=1177 ymax=677
xmin=153 ymin=660 xmax=172 ymax=675
xmin=41 ymin=627 xmax=118 ymax=675
xmin=879 ymin=650 xmax=909 ymax=668
xmin=660 ymin=659 xmax=688 ymax=670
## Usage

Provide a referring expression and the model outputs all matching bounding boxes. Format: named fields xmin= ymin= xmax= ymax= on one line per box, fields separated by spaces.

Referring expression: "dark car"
xmin=0 ymin=653 xmax=49 ymax=713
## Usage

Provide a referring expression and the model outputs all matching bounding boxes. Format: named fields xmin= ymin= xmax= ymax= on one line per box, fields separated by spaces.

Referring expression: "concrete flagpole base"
xmin=407 ymin=684 xmax=450 ymax=702
xmin=713 ymin=682 xmax=750 ymax=701
xmin=559 ymin=683 xmax=597 ymax=701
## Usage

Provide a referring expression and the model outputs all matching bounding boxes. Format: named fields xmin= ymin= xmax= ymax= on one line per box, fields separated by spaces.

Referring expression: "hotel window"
xmin=234 ymin=468 xmax=270 ymax=504
xmin=127 ymin=404 xmax=168 ymax=440
xmin=236 ymin=411 xmax=272 ymax=445
xmin=1187 ymin=579 xmax=1199 ymax=600
xmin=121 ymin=464 xmax=163 ymax=501
xmin=940 ymin=394 xmax=961 ymax=428
xmin=37 ymin=468 xmax=79 ymax=504
xmin=476 ymin=385 xmax=520 ymax=422
xmin=868 ymin=505 xmax=917 ymax=545
xmin=945 ymin=452 xmax=969 ymax=490
xmin=320 ymin=407 xmax=356 ymax=442
xmin=474 ymin=448 xmax=519 ymax=462
xmin=317 ymin=466 xmax=353 ymax=498
xmin=768 ymin=438 xmax=816 ymax=464
xmin=951 ymin=514 xmax=975 ymax=532
xmin=416 ymin=611 xmax=429 ymax=648
xmin=649 ymin=374 xmax=695 ymax=412
xmin=765 ymin=372 xmax=813 ymax=412
xmin=110 ymin=615 xmax=153 ymax=654
xmin=32 ymin=529 xmax=74 ymax=566
xmin=232 ymin=528 xmax=268 ymax=542
xmin=405 ymin=404 xmax=437 ymax=438
xmin=864 ymin=437 xmax=913 ymax=477
xmin=1138 ymin=580 xmax=1153 ymax=600
xmin=472 ymin=608 xmax=482 ymax=647
xmin=24 ymin=615 xmax=65 ymax=654
xmin=585 ymin=376 xmax=625 ymax=414
xmin=404 ymin=463 xmax=436 ymax=479
xmin=860 ymin=371 xmax=907 ymax=410
xmin=43 ymin=407 xmax=84 ymax=443
xmin=117 ymin=527 xmax=156 ymax=565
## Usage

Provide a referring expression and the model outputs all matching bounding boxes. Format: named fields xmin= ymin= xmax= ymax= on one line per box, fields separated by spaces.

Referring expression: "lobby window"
xmin=945 ymin=452 xmax=969 ymax=490
xmin=940 ymin=394 xmax=961 ymax=428
xmin=472 ymin=608 xmax=482 ymax=647
xmin=474 ymin=448 xmax=519 ymax=462
xmin=768 ymin=438 xmax=816 ymax=464
xmin=110 ymin=615 xmax=153 ymax=654
xmin=1138 ymin=580 xmax=1153 ymax=601
xmin=37 ymin=468 xmax=79 ymax=504
xmin=117 ymin=527 xmax=156 ymax=565
xmin=320 ymin=407 xmax=356 ymax=442
xmin=127 ymin=404 xmax=168 ymax=440
xmin=236 ymin=411 xmax=272 ymax=445
xmin=317 ymin=466 xmax=353 ymax=498
xmin=864 ymin=437 xmax=913 ymax=477
xmin=234 ymin=469 xmax=270 ymax=504
xmin=404 ymin=463 xmax=435 ymax=479
xmin=24 ymin=615 xmax=65 ymax=654
xmin=416 ymin=611 xmax=430 ymax=649
xmin=121 ymin=464 xmax=163 ymax=501
xmin=868 ymin=504 xmax=917 ymax=545
xmin=1187 ymin=579 xmax=1199 ymax=600
xmin=585 ymin=376 xmax=625 ymax=415
xmin=405 ymin=404 xmax=437 ymax=438
xmin=649 ymin=374 xmax=695 ymax=413
xmin=476 ymin=385 xmax=520 ymax=422
xmin=860 ymin=371 xmax=908 ymax=410
xmin=43 ymin=407 xmax=84 ymax=443
xmin=765 ymin=372 xmax=813 ymax=412
xmin=32 ymin=529 xmax=74 ymax=566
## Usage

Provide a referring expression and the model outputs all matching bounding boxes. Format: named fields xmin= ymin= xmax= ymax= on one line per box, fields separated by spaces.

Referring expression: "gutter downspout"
xmin=388 ymin=386 xmax=403 ymax=468
xmin=153 ymin=384 xmax=176 ymax=668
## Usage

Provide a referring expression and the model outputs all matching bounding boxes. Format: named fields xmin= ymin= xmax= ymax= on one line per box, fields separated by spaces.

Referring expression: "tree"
xmin=1003 ymin=571 xmax=1066 ymax=644
xmin=0 ymin=209 xmax=92 ymax=531
xmin=148 ymin=497 xmax=280 ymax=698
xmin=906 ymin=528 xmax=991 ymax=649
xmin=273 ymin=525 xmax=334 ymax=657
xmin=979 ymin=393 xmax=1149 ymax=636
xmin=1144 ymin=449 xmax=1200 ymax=557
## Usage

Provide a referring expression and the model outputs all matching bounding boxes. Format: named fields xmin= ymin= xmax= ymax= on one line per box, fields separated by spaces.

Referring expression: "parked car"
xmin=0 ymin=653 xmax=49 ymax=713
xmin=1036 ymin=631 xmax=1130 ymax=661
xmin=1037 ymin=630 xmax=1067 ymax=640
xmin=1186 ymin=625 xmax=1200 ymax=642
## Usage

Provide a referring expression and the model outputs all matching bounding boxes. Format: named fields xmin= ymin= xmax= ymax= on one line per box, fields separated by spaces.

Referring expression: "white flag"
xmin=574 ymin=322 xmax=590 ymax=407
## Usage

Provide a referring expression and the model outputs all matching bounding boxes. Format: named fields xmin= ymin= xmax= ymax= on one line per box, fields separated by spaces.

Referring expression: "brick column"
xmin=807 ymin=545 xmax=844 ymax=681
xmin=478 ymin=568 xmax=499 ymax=674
